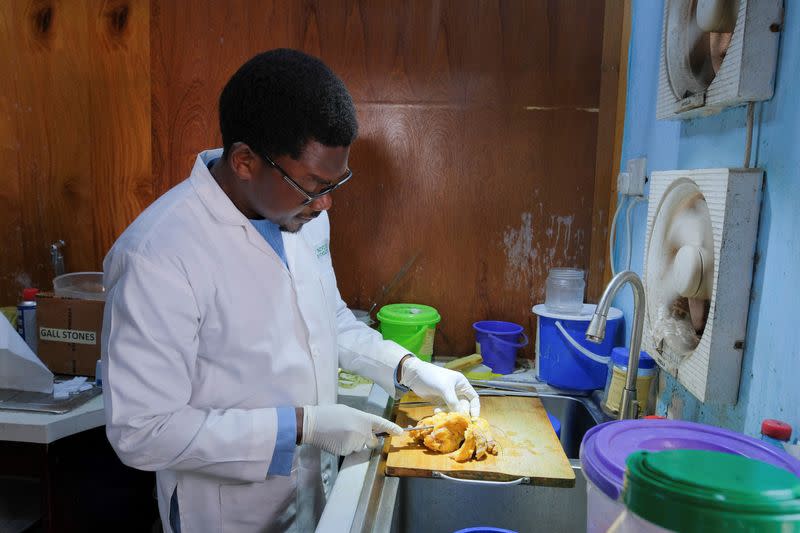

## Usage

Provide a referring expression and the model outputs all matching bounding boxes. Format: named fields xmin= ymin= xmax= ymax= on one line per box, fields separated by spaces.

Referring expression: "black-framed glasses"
xmin=260 ymin=151 xmax=353 ymax=206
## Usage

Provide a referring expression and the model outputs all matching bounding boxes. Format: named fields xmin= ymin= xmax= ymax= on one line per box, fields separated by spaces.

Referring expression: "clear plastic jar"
xmin=545 ymin=268 xmax=585 ymax=314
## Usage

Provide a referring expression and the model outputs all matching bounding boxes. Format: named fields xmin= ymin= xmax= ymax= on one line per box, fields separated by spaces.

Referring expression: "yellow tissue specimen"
xmin=409 ymin=411 xmax=470 ymax=453
xmin=409 ymin=412 xmax=499 ymax=461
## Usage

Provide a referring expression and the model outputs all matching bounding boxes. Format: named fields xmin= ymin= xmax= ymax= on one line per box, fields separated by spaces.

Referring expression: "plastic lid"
xmin=625 ymin=450 xmax=800 ymax=532
xmin=455 ymin=526 xmax=517 ymax=533
xmin=762 ymin=419 xmax=793 ymax=441
xmin=22 ymin=288 xmax=39 ymax=300
xmin=376 ymin=303 xmax=441 ymax=326
xmin=547 ymin=267 xmax=585 ymax=279
xmin=611 ymin=347 xmax=655 ymax=370
xmin=531 ymin=303 xmax=623 ymax=322
xmin=579 ymin=419 xmax=800 ymax=500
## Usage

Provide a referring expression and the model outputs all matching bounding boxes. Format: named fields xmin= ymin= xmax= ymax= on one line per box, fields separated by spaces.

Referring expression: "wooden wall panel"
xmin=1 ymin=0 xmax=96 ymax=300
xmin=0 ymin=0 xmax=150 ymax=303
xmin=87 ymin=0 xmax=153 ymax=262
xmin=0 ymin=3 xmax=26 ymax=298
xmin=148 ymin=0 xmax=608 ymax=356
xmin=0 ymin=0 xmax=617 ymax=358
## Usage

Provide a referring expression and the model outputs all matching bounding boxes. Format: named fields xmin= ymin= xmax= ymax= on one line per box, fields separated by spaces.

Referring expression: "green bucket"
xmin=377 ymin=303 xmax=441 ymax=362
xmin=623 ymin=449 xmax=800 ymax=532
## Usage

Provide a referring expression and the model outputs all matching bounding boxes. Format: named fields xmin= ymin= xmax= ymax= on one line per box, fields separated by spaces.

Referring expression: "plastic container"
xmin=533 ymin=304 xmax=623 ymax=390
xmin=606 ymin=508 xmax=672 ymax=533
xmin=544 ymin=268 xmax=585 ymax=314
xmin=53 ymin=272 xmax=106 ymax=301
xmin=579 ymin=419 xmax=800 ymax=533
xmin=472 ymin=321 xmax=528 ymax=374
xmin=761 ymin=419 xmax=793 ymax=449
xmin=603 ymin=348 xmax=657 ymax=416
xmin=377 ymin=303 xmax=441 ymax=362
xmin=16 ymin=288 xmax=39 ymax=354
xmin=617 ymin=449 xmax=800 ymax=532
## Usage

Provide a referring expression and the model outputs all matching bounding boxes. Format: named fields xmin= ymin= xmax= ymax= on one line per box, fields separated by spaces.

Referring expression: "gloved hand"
xmin=399 ymin=356 xmax=481 ymax=417
xmin=301 ymin=404 xmax=403 ymax=456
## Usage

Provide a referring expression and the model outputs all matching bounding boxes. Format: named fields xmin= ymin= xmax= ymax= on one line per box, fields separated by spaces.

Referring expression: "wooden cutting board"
xmin=385 ymin=394 xmax=575 ymax=487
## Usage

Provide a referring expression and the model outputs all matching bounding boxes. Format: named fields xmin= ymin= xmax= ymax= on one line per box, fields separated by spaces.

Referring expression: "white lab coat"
xmin=101 ymin=149 xmax=408 ymax=532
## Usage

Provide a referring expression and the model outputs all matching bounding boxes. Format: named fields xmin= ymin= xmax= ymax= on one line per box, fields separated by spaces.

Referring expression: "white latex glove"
xmin=301 ymin=404 xmax=403 ymax=456
xmin=400 ymin=357 xmax=481 ymax=417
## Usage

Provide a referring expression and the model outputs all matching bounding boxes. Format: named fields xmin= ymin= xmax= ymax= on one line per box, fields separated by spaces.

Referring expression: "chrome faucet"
xmin=50 ymin=240 xmax=66 ymax=277
xmin=586 ymin=271 xmax=645 ymax=420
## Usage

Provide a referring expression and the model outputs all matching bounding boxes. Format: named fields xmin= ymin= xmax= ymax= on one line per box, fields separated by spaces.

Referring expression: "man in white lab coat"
xmin=101 ymin=49 xmax=480 ymax=532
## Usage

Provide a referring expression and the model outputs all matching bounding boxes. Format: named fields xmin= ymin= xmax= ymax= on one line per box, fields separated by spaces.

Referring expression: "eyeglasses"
xmin=260 ymin=151 xmax=353 ymax=206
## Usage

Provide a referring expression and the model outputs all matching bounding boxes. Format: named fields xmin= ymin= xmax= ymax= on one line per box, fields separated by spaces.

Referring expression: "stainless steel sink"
xmin=539 ymin=394 xmax=606 ymax=460
xmin=349 ymin=393 xmax=610 ymax=533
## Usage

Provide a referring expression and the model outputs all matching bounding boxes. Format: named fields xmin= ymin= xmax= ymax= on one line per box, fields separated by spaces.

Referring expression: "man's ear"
xmin=228 ymin=142 xmax=260 ymax=181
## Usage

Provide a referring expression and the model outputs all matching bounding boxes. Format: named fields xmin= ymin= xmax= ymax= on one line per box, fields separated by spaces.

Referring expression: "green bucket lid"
xmin=624 ymin=449 xmax=800 ymax=532
xmin=376 ymin=303 xmax=441 ymax=326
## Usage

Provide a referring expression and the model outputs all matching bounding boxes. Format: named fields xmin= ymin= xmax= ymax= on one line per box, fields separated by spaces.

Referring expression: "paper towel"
xmin=0 ymin=315 xmax=54 ymax=393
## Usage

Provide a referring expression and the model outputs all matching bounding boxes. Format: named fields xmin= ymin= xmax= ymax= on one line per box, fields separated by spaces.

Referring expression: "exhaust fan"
xmin=642 ymin=169 xmax=762 ymax=403
xmin=657 ymin=0 xmax=782 ymax=119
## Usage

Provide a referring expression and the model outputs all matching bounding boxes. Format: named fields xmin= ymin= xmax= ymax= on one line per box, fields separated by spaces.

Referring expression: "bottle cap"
xmin=22 ymin=288 xmax=39 ymax=301
xmin=611 ymin=347 xmax=656 ymax=369
xmin=761 ymin=419 xmax=792 ymax=441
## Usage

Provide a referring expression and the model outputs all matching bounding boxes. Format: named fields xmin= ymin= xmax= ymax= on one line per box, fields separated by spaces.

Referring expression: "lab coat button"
xmin=310 ymin=345 xmax=319 ymax=357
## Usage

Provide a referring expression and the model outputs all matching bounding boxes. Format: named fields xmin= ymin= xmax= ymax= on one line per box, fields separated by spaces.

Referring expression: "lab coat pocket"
xmin=219 ymin=476 xmax=297 ymax=533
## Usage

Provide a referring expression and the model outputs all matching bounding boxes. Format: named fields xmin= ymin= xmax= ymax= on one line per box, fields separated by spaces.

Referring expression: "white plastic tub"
xmin=606 ymin=509 xmax=672 ymax=532
xmin=584 ymin=470 xmax=625 ymax=533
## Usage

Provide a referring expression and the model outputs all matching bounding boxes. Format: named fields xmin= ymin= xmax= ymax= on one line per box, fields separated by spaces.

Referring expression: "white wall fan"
xmin=657 ymin=0 xmax=783 ymax=120
xmin=642 ymin=169 xmax=762 ymax=403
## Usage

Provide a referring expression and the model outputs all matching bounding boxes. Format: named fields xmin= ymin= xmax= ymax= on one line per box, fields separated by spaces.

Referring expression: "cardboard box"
xmin=36 ymin=292 xmax=104 ymax=377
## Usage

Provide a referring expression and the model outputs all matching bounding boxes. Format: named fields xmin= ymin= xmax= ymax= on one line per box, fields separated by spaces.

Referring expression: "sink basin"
xmin=352 ymin=394 xmax=609 ymax=533
xmin=539 ymin=394 xmax=605 ymax=460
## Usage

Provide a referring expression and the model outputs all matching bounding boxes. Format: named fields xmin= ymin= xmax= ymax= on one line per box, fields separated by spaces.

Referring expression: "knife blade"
xmin=376 ymin=424 xmax=433 ymax=438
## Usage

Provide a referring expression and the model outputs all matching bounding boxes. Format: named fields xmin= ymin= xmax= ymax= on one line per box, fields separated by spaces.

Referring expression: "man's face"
xmin=235 ymin=141 xmax=351 ymax=233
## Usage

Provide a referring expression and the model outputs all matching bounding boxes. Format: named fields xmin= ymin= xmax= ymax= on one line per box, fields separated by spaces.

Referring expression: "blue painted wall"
xmin=615 ymin=0 xmax=799 ymax=438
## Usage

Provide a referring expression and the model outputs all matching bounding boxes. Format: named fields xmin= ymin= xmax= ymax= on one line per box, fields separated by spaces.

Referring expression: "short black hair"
xmin=219 ymin=49 xmax=358 ymax=160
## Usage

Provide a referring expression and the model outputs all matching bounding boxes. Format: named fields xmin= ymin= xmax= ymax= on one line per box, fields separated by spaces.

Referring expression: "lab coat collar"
xmin=189 ymin=149 xmax=287 ymax=265
xmin=189 ymin=148 xmax=249 ymax=227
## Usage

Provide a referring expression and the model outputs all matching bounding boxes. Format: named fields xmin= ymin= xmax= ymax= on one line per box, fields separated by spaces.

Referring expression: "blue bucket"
xmin=532 ymin=304 xmax=623 ymax=390
xmin=454 ymin=528 xmax=517 ymax=533
xmin=472 ymin=321 xmax=528 ymax=374
xmin=548 ymin=412 xmax=562 ymax=439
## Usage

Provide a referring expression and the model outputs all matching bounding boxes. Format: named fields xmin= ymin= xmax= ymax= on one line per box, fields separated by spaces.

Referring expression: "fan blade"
xmin=665 ymin=204 xmax=709 ymax=248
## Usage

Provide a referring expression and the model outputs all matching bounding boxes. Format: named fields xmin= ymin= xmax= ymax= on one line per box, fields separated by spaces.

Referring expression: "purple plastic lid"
xmin=580 ymin=419 xmax=800 ymax=500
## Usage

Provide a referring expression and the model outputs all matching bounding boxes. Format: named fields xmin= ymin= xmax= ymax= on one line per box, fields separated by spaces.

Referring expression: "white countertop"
xmin=0 ymin=395 xmax=105 ymax=444
xmin=0 ymin=380 xmax=378 ymax=448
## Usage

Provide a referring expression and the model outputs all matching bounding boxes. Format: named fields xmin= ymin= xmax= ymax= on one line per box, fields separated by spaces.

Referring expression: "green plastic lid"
xmin=376 ymin=303 xmax=441 ymax=326
xmin=624 ymin=449 xmax=800 ymax=532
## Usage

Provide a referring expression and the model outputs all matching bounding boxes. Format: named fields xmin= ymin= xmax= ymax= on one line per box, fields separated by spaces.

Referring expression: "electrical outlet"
xmin=618 ymin=157 xmax=647 ymax=196
xmin=617 ymin=171 xmax=631 ymax=196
